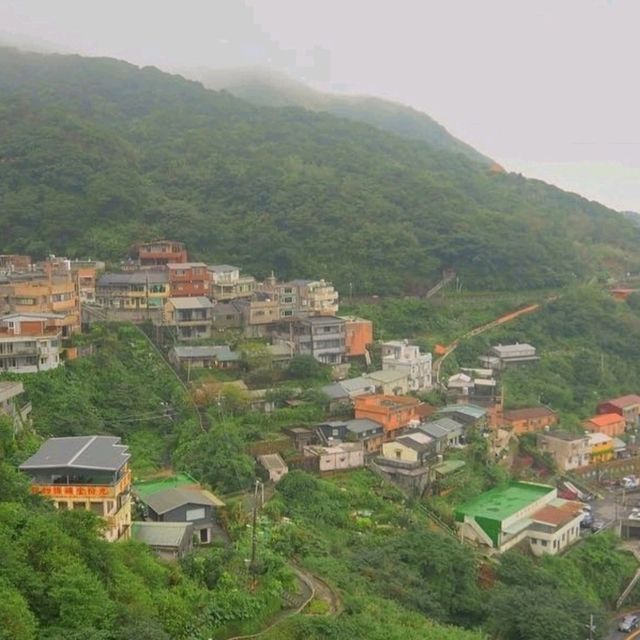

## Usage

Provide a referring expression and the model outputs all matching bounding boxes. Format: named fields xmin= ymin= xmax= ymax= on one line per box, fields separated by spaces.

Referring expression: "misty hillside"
xmin=185 ymin=66 xmax=494 ymax=166
xmin=0 ymin=47 xmax=638 ymax=294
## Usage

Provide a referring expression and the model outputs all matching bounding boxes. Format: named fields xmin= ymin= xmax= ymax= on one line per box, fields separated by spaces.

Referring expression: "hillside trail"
xmin=432 ymin=295 xmax=558 ymax=385
xmin=224 ymin=563 xmax=342 ymax=640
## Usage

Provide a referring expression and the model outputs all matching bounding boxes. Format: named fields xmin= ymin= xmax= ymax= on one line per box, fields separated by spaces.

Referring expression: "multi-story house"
xmin=0 ymin=313 xmax=63 ymax=373
xmin=315 ymin=418 xmax=384 ymax=453
xmin=292 ymin=315 xmax=346 ymax=364
xmin=584 ymin=413 xmax=626 ymax=438
xmin=480 ymin=343 xmax=539 ymax=370
xmin=211 ymin=301 xmax=245 ymax=331
xmin=0 ymin=270 xmax=81 ymax=337
xmin=139 ymin=487 xmax=225 ymax=544
xmin=71 ymin=264 xmax=99 ymax=303
xmin=96 ymin=271 xmax=170 ymax=310
xmin=138 ymin=240 xmax=188 ymax=266
xmin=536 ymin=431 xmax=590 ymax=471
xmin=163 ymin=297 xmax=214 ymax=341
xmin=364 ymin=369 xmax=410 ymax=395
xmin=501 ymin=407 xmax=557 ymax=435
xmin=298 ymin=279 xmax=339 ymax=315
xmin=166 ymin=262 xmax=211 ymax=298
xmin=19 ymin=435 xmax=132 ymax=542
xmin=208 ymin=265 xmax=256 ymax=301
xmin=381 ymin=340 xmax=432 ymax=391
xmin=587 ymin=432 xmax=614 ymax=464
xmin=237 ymin=293 xmax=280 ymax=336
xmin=343 ymin=317 xmax=373 ymax=359
xmin=382 ymin=431 xmax=436 ymax=465
xmin=354 ymin=394 xmax=426 ymax=440
xmin=258 ymin=275 xmax=339 ymax=319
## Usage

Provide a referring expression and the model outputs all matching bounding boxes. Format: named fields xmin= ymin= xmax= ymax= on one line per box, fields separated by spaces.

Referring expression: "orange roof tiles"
xmin=532 ymin=502 xmax=581 ymax=528
xmin=587 ymin=413 xmax=625 ymax=427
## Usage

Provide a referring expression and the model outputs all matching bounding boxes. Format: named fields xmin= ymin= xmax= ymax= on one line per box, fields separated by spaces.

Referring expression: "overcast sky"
xmin=1 ymin=0 xmax=639 ymax=211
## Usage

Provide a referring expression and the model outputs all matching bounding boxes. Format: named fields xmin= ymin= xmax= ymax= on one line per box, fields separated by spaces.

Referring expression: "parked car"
xmin=590 ymin=519 xmax=605 ymax=532
xmin=618 ymin=614 xmax=640 ymax=632
xmin=580 ymin=514 xmax=594 ymax=528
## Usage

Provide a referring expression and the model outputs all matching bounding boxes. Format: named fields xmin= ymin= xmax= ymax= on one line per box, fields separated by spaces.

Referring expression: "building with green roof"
xmin=454 ymin=481 xmax=581 ymax=554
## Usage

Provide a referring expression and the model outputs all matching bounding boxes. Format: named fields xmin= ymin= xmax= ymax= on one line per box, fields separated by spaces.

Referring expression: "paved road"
xmin=606 ymin=614 xmax=640 ymax=640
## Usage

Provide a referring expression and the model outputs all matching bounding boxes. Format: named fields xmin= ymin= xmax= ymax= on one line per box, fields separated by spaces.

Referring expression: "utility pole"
xmin=585 ymin=613 xmax=596 ymax=640
xmin=249 ymin=479 xmax=262 ymax=584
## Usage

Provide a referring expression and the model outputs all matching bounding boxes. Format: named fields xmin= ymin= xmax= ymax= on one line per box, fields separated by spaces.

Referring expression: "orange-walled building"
xmin=343 ymin=316 xmax=373 ymax=358
xmin=354 ymin=394 xmax=424 ymax=440
xmin=501 ymin=407 xmax=557 ymax=435
xmin=0 ymin=272 xmax=80 ymax=336
xmin=166 ymin=263 xmax=211 ymax=297
xmin=584 ymin=413 xmax=626 ymax=438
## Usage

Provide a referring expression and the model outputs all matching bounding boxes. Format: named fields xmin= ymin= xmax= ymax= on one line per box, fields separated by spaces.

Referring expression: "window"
xmin=90 ymin=502 xmax=104 ymax=515
xmin=541 ymin=540 xmax=548 ymax=547
xmin=186 ymin=507 xmax=206 ymax=521
xmin=199 ymin=528 xmax=209 ymax=543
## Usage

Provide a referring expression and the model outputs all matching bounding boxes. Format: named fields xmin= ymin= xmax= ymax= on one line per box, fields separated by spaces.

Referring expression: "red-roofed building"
xmin=528 ymin=501 xmax=583 ymax=556
xmin=584 ymin=413 xmax=625 ymax=438
xmin=597 ymin=395 xmax=640 ymax=429
xmin=610 ymin=288 xmax=637 ymax=301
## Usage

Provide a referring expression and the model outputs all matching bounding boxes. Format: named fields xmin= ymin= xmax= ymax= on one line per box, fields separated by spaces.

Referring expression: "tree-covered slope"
xmin=1 ymin=47 xmax=639 ymax=293
xmin=184 ymin=66 xmax=494 ymax=165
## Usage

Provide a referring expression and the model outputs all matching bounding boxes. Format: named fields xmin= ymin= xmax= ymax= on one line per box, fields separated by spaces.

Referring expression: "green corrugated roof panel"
xmin=133 ymin=473 xmax=199 ymax=500
xmin=454 ymin=482 xmax=553 ymax=524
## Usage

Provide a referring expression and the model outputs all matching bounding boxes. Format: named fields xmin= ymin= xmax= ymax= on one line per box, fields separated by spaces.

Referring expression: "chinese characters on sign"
xmin=30 ymin=484 xmax=112 ymax=497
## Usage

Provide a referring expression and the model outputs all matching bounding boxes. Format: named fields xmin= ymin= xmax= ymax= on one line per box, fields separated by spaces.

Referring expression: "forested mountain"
xmin=1 ymin=47 xmax=639 ymax=294
xmin=183 ymin=66 xmax=494 ymax=165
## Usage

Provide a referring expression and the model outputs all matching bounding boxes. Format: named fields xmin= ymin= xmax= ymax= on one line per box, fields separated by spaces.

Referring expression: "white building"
xmin=304 ymin=442 xmax=364 ymax=472
xmin=0 ymin=313 xmax=63 ymax=373
xmin=381 ymin=340 xmax=432 ymax=391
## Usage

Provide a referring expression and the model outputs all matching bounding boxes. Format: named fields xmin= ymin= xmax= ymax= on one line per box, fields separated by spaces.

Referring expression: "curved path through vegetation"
xmin=432 ymin=297 xmax=558 ymax=386
xmin=225 ymin=563 xmax=342 ymax=640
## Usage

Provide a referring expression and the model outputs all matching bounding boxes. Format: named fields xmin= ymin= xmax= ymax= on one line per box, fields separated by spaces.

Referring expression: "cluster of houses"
xmin=535 ymin=395 xmax=640 ymax=472
xmin=18 ymin=435 xmax=226 ymax=560
xmin=253 ymin=395 xmax=485 ymax=496
xmin=0 ymin=254 xmax=94 ymax=374
xmin=0 ymin=242 xmax=373 ymax=371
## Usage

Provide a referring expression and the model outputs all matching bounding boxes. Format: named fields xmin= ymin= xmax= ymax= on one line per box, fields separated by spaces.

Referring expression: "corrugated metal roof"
xmin=144 ymin=487 xmax=224 ymax=515
xmin=19 ymin=436 xmax=130 ymax=471
xmin=168 ymin=296 xmax=214 ymax=309
xmin=345 ymin=418 xmax=382 ymax=434
xmin=98 ymin=271 xmax=168 ymax=286
xmin=132 ymin=521 xmax=192 ymax=547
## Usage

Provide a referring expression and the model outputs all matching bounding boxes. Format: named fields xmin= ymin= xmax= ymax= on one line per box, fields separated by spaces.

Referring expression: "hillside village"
xmin=4 ymin=241 xmax=640 ymax=572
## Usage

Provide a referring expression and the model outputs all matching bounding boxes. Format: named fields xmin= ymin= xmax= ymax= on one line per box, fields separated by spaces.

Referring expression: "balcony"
xmin=29 ymin=469 xmax=131 ymax=500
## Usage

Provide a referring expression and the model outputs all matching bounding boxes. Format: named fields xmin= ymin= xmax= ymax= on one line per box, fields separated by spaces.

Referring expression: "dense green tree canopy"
xmin=1 ymin=47 xmax=639 ymax=293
